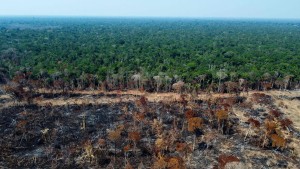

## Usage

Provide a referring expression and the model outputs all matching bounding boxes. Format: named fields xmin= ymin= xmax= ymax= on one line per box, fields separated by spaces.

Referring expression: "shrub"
xmin=188 ymin=117 xmax=203 ymax=132
xmin=270 ymin=134 xmax=286 ymax=149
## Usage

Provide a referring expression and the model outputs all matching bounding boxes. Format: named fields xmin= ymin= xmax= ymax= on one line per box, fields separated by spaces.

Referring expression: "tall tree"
xmin=216 ymin=69 xmax=228 ymax=92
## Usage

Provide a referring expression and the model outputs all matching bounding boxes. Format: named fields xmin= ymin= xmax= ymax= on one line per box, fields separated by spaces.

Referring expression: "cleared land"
xmin=0 ymin=89 xmax=299 ymax=168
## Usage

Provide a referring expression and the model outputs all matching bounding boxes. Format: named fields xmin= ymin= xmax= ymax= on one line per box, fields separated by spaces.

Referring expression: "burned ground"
xmin=0 ymin=90 xmax=300 ymax=168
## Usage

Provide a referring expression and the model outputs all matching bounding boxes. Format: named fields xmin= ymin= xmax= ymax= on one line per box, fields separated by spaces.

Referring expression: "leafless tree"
xmin=164 ymin=75 xmax=172 ymax=92
xmin=283 ymin=75 xmax=293 ymax=90
xmin=197 ymin=74 xmax=207 ymax=89
xmin=274 ymin=79 xmax=284 ymax=90
xmin=216 ymin=69 xmax=228 ymax=92
xmin=131 ymin=73 xmax=142 ymax=89
xmin=172 ymin=81 xmax=185 ymax=93
xmin=239 ymin=78 xmax=249 ymax=95
xmin=224 ymin=81 xmax=239 ymax=94
xmin=153 ymin=75 xmax=162 ymax=92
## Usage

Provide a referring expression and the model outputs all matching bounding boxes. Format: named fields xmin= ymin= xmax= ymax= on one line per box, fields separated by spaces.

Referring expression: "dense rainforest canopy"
xmin=0 ymin=17 xmax=300 ymax=90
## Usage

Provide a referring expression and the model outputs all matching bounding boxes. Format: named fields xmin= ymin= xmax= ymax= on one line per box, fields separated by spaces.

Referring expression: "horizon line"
xmin=1 ymin=15 xmax=300 ymax=21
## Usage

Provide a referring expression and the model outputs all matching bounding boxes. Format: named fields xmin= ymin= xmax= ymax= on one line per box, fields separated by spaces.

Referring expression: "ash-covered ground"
xmin=0 ymin=90 xmax=299 ymax=169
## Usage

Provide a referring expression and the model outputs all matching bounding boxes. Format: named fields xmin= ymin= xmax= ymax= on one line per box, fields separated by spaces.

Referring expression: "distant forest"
xmin=0 ymin=17 xmax=300 ymax=92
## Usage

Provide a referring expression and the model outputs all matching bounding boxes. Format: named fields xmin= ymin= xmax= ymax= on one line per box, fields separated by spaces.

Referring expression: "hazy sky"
xmin=0 ymin=0 xmax=299 ymax=19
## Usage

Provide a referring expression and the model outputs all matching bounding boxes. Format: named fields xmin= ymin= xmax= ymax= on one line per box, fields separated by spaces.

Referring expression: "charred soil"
xmin=0 ymin=90 xmax=300 ymax=168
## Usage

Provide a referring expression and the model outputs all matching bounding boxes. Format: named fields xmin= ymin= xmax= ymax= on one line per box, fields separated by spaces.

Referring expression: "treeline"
xmin=3 ymin=67 xmax=298 ymax=93
xmin=0 ymin=17 xmax=300 ymax=91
